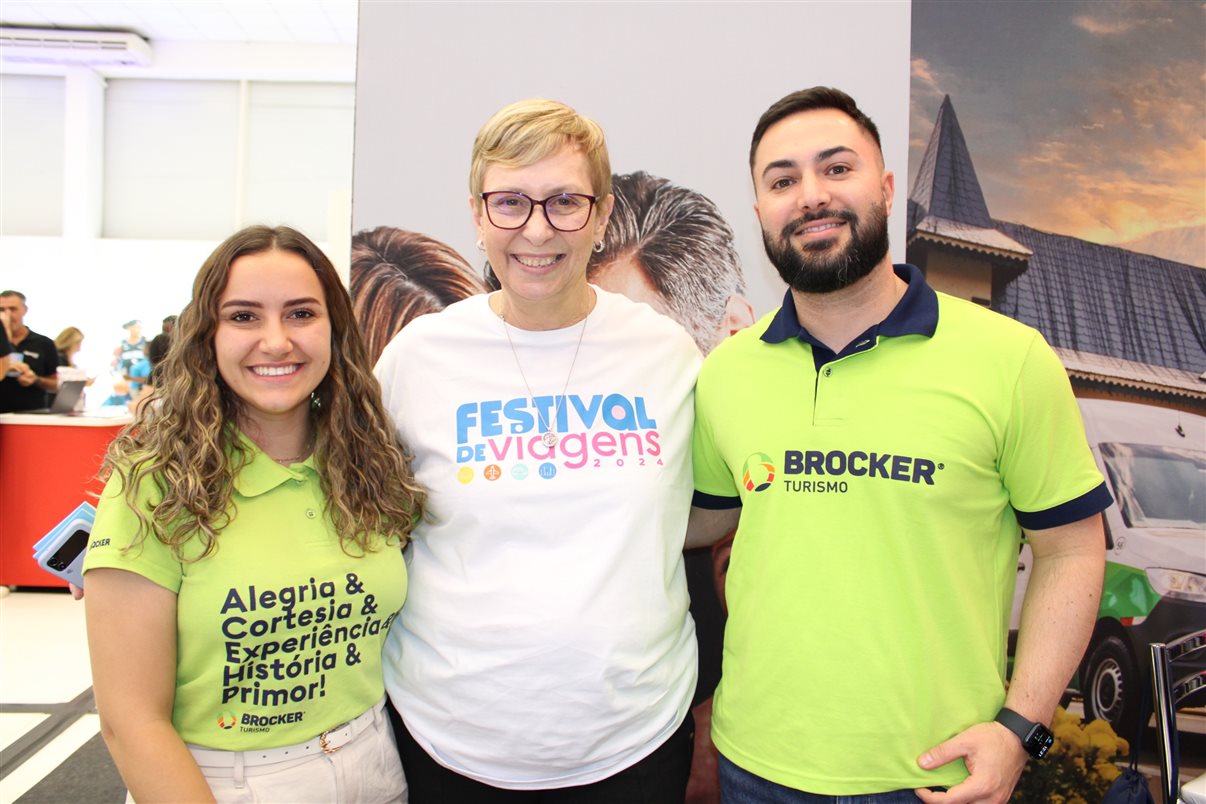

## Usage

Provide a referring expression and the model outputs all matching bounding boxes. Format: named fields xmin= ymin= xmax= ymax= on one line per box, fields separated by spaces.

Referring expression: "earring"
xmin=310 ymin=391 xmax=322 ymax=411
xmin=593 ymin=241 xmax=604 ymax=253
xmin=476 ymin=239 xmax=485 ymax=252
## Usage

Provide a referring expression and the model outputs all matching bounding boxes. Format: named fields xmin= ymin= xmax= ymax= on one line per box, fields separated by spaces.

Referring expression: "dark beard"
xmin=761 ymin=202 xmax=890 ymax=294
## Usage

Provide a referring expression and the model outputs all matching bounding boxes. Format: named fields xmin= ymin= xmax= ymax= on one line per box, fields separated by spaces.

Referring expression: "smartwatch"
xmin=994 ymin=707 xmax=1054 ymax=759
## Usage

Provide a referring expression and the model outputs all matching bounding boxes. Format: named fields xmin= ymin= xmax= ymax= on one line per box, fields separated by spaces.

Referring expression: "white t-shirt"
xmin=375 ymin=287 xmax=700 ymax=789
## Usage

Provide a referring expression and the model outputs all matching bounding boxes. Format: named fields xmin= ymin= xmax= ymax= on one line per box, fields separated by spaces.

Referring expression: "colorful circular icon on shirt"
xmin=538 ymin=462 xmax=557 ymax=479
xmin=457 ymin=466 xmax=474 ymax=484
xmin=742 ymin=452 xmax=776 ymax=492
xmin=216 ymin=710 xmax=237 ymax=730
xmin=484 ymin=464 xmax=502 ymax=481
xmin=511 ymin=463 xmax=529 ymax=480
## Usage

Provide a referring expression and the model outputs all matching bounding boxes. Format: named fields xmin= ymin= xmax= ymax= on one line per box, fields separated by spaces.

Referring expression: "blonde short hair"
xmin=469 ymin=98 xmax=612 ymax=201
xmin=54 ymin=326 xmax=85 ymax=353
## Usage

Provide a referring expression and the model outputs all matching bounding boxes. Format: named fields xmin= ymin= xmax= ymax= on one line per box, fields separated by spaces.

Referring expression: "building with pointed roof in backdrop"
xmin=907 ymin=96 xmax=1206 ymax=413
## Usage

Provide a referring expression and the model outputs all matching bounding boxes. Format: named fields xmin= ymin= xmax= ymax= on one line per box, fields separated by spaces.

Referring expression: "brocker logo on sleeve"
xmin=743 ymin=449 xmax=942 ymax=494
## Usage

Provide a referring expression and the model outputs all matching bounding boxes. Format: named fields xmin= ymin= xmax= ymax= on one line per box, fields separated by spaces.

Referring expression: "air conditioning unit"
xmin=0 ymin=27 xmax=152 ymax=67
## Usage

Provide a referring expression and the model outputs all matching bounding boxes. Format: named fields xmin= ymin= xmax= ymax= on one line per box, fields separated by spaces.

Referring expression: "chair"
xmin=1150 ymin=628 xmax=1206 ymax=804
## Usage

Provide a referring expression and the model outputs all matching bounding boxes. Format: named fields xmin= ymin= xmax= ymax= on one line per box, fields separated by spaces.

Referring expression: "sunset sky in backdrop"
xmin=909 ymin=0 xmax=1204 ymax=266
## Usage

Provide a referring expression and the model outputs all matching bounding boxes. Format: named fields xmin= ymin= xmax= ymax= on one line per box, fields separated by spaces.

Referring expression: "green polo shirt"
xmin=84 ymin=434 xmax=407 ymax=749
xmin=693 ymin=265 xmax=1110 ymax=794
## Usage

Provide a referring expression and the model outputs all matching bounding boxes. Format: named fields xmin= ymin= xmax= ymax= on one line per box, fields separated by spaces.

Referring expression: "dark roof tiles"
xmin=909 ymin=95 xmax=993 ymax=228
xmin=994 ymin=221 xmax=1206 ymax=375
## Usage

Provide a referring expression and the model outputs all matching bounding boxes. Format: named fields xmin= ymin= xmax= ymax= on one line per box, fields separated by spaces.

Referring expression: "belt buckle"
xmin=319 ymin=722 xmax=347 ymax=754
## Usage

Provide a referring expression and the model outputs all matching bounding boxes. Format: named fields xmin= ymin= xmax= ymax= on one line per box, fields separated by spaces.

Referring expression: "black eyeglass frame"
xmin=479 ymin=191 xmax=599 ymax=232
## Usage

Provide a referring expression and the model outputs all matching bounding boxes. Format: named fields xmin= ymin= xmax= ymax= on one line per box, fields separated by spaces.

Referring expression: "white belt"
xmin=188 ymin=700 xmax=381 ymax=769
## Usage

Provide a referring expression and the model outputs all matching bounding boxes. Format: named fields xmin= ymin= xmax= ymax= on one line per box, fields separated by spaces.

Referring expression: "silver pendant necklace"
xmin=499 ymin=304 xmax=588 ymax=448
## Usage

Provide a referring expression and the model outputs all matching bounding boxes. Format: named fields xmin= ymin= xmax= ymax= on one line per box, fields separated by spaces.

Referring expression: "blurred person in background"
xmin=50 ymin=326 xmax=94 ymax=410
xmin=130 ymin=332 xmax=173 ymax=414
xmin=0 ymin=290 xmax=60 ymax=413
xmin=0 ymin=305 xmax=13 ymax=378
xmin=55 ymin=326 xmax=86 ymax=368
xmin=106 ymin=319 xmax=145 ymax=405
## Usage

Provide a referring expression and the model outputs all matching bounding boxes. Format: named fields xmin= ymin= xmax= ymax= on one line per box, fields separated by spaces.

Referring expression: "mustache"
xmin=780 ymin=208 xmax=858 ymax=240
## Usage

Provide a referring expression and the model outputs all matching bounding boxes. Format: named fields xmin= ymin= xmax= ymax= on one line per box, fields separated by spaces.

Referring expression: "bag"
xmin=1101 ymin=766 xmax=1154 ymax=804
xmin=1102 ymin=675 xmax=1155 ymax=804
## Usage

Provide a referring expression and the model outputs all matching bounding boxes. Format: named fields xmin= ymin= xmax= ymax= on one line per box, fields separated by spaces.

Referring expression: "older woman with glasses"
xmin=374 ymin=98 xmax=701 ymax=803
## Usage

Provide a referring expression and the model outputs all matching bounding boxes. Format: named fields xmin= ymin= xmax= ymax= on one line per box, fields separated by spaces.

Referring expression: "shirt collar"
xmin=232 ymin=430 xmax=318 ymax=498
xmin=760 ymin=263 xmax=938 ymax=346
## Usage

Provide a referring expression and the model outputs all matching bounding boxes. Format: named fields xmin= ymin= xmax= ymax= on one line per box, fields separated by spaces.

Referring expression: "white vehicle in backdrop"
xmin=1011 ymin=398 xmax=1206 ymax=736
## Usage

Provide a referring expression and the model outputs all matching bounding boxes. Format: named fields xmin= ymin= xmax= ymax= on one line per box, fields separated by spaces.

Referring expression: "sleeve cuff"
xmin=692 ymin=490 xmax=742 ymax=510
xmin=1014 ymin=481 xmax=1113 ymax=530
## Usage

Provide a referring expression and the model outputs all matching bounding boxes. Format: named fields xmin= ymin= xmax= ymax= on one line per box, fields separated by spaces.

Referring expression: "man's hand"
xmin=14 ymin=362 xmax=37 ymax=386
xmin=914 ymin=721 xmax=1027 ymax=804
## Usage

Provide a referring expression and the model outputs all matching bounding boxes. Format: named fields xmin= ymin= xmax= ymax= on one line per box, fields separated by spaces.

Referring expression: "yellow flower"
xmin=1082 ymin=719 xmax=1127 ymax=757
xmin=1053 ymin=707 xmax=1080 ymax=727
xmin=1011 ymin=706 xmax=1128 ymax=804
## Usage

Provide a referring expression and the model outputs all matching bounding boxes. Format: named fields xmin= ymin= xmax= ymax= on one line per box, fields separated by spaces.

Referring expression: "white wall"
xmin=0 ymin=74 xmax=65 ymax=235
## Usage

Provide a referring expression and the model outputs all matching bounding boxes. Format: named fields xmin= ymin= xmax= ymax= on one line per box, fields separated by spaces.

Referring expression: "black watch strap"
xmin=994 ymin=707 xmax=1054 ymax=759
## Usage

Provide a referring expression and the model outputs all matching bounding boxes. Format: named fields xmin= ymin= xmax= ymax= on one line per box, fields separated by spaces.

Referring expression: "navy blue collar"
xmin=760 ymin=264 xmax=939 ymax=367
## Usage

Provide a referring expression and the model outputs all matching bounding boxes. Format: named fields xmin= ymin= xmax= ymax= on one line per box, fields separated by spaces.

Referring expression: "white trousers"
xmin=128 ymin=699 xmax=407 ymax=804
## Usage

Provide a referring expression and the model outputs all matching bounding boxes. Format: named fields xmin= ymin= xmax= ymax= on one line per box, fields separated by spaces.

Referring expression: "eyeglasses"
xmin=480 ymin=191 xmax=598 ymax=232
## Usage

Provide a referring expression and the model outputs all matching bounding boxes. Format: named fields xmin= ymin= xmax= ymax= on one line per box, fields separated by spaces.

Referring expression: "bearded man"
xmin=685 ymin=87 xmax=1111 ymax=804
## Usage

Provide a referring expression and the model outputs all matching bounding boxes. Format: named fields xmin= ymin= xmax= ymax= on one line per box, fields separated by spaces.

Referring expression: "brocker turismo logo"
xmin=740 ymin=448 xmax=940 ymax=495
xmin=742 ymin=452 xmax=776 ymax=492
xmin=216 ymin=710 xmax=237 ymax=730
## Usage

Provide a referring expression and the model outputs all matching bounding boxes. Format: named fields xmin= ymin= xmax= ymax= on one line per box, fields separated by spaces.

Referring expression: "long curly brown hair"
xmin=103 ymin=225 xmax=424 ymax=560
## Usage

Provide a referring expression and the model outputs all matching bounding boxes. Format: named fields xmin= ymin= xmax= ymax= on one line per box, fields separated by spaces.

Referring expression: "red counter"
xmin=0 ymin=412 xmax=130 ymax=588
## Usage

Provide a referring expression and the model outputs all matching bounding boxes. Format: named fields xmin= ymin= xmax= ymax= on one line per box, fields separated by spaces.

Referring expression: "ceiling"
xmin=0 ymin=0 xmax=358 ymax=45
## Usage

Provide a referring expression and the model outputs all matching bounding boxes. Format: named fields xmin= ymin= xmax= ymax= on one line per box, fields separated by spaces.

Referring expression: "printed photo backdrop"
xmin=908 ymin=0 xmax=1205 ymax=792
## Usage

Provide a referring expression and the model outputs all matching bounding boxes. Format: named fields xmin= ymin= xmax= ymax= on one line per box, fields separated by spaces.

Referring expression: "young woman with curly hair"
xmin=84 ymin=225 xmax=424 ymax=803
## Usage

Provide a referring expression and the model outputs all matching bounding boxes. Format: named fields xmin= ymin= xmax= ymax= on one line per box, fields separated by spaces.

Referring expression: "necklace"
xmin=272 ymin=438 xmax=314 ymax=465
xmin=499 ymin=306 xmax=588 ymax=448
